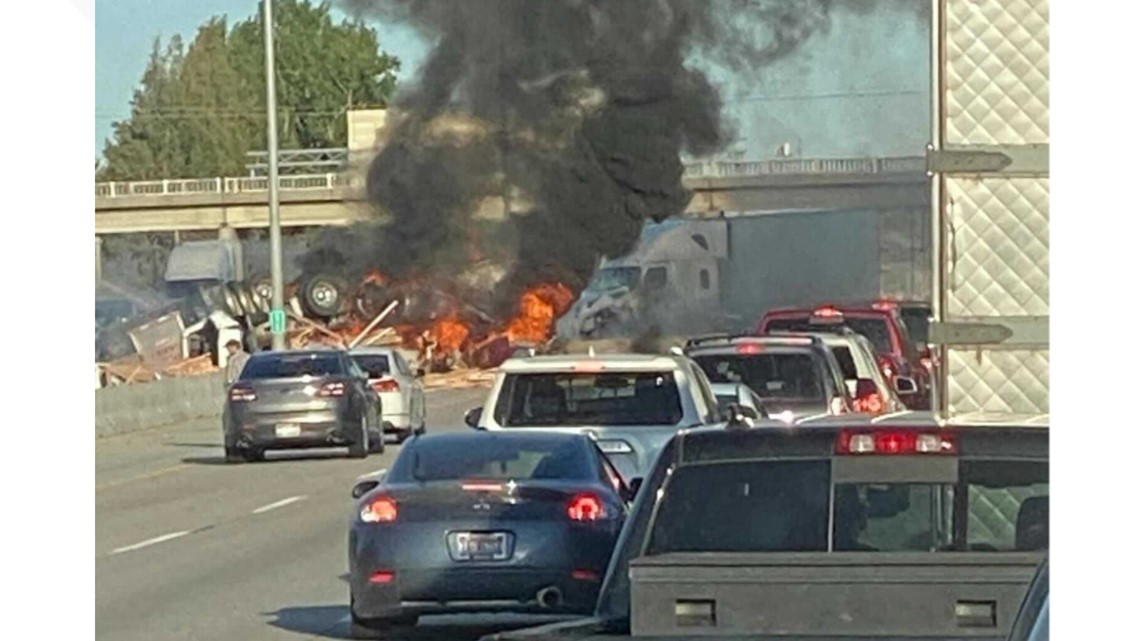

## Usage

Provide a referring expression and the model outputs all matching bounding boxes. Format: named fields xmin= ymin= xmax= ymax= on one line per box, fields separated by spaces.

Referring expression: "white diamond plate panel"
xmin=946 ymin=177 xmax=1048 ymax=317
xmin=947 ymin=349 xmax=1048 ymax=415
xmin=944 ymin=0 xmax=1049 ymax=145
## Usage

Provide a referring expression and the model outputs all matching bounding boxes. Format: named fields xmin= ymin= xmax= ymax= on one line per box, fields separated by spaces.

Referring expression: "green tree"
xmin=100 ymin=0 xmax=399 ymax=180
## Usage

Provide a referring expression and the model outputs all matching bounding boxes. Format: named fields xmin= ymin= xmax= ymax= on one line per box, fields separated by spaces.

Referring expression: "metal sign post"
xmin=263 ymin=0 xmax=286 ymax=351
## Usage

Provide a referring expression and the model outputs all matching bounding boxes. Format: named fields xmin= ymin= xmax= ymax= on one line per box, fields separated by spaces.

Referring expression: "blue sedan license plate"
xmin=449 ymin=532 xmax=510 ymax=561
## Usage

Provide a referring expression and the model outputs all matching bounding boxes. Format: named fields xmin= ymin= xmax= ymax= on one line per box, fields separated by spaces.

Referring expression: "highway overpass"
xmin=94 ymin=156 xmax=928 ymax=235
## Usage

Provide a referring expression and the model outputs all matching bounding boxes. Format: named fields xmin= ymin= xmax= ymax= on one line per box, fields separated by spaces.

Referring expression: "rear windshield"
xmin=240 ymin=353 xmax=345 ymax=380
xmin=494 ymin=371 xmax=684 ymax=427
xmin=766 ymin=316 xmax=894 ymax=354
xmin=645 ymin=459 xmax=1048 ymax=555
xmin=694 ymin=352 xmax=826 ymax=401
xmin=351 ymin=354 xmax=391 ymax=378
xmin=398 ymin=437 xmax=592 ymax=482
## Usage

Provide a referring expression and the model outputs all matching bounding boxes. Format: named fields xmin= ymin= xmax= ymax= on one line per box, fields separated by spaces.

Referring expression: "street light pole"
xmin=263 ymin=0 xmax=286 ymax=351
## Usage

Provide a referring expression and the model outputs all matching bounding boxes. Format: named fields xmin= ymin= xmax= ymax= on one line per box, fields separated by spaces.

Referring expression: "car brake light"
xmin=369 ymin=570 xmax=395 ymax=584
xmin=372 ymin=378 xmax=400 ymax=393
xmin=572 ymin=569 xmax=600 ymax=581
xmin=360 ymin=496 xmax=398 ymax=523
xmin=836 ymin=429 xmax=957 ymax=455
xmin=317 ymin=382 xmax=346 ymax=397
xmin=872 ymin=300 xmax=897 ymax=312
xmin=736 ymin=342 xmax=763 ymax=354
xmin=813 ymin=306 xmax=842 ymax=318
xmin=567 ymin=494 xmax=604 ymax=521
xmin=229 ymin=386 xmax=257 ymax=402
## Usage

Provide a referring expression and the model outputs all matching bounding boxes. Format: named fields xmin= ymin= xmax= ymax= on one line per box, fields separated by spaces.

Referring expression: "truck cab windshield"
xmin=589 ymin=267 xmax=641 ymax=292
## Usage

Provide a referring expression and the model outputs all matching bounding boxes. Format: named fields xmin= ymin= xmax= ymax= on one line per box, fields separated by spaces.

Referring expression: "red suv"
xmin=756 ymin=302 xmax=932 ymax=410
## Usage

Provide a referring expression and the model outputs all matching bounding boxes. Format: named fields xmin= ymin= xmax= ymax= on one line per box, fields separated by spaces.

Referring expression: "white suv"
xmin=464 ymin=353 xmax=724 ymax=483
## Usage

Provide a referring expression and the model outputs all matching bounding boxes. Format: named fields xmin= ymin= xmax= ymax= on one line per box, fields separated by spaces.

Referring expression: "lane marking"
xmin=252 ymin=495 xmax=307 ymax=514
xmin=110 ymin=530 xmax=191 ymax=555
xmin=357 ymin=468 xmax=387 ymax=480
xmin=96 ymin=464 xmax=189 ymax=492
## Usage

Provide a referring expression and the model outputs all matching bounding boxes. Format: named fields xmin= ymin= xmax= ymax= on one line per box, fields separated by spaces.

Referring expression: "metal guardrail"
xmin=95 ymin=173 xmax=354 ymax=198
xmin=681 ymin=156 xmax=927 ymax=178
xmin=95 ymin=156 xmax=927 ymax=198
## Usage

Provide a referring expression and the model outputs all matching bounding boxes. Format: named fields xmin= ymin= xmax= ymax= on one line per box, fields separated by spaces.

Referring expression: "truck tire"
xmin=224 ymin=446 xmax=243 ymax=464
xmin=240 ymin=447 xmax=265 ymax=463
xmin=301 ymin=275 xmax=344 ymax=318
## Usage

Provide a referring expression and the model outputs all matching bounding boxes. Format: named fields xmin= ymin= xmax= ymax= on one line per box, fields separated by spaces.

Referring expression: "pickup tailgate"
xmin=630 ymin=552 xmax=1042 ymax=638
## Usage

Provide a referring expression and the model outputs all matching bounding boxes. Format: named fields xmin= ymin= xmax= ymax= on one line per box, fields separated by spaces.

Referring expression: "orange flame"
xmin=505 ymin=283 xmax=574 ymax=343
xmin=428 ymin=316 xmax=470 ymax=353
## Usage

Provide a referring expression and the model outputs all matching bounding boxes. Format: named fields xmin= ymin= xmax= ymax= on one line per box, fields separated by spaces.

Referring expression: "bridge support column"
xmin=95 ymin=235 xmax=103 ymax=285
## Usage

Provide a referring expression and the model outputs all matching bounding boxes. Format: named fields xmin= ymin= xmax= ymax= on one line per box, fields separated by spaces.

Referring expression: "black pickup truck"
xmin=486 ymin=414 xmax=1048 ymax=641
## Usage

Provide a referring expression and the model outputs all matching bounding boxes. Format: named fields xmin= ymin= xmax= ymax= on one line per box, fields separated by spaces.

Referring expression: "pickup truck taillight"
xmin=229 ymin=386 xmax=257 ymax=402
xmin=836 ymin=429 xmax=957 ymax=455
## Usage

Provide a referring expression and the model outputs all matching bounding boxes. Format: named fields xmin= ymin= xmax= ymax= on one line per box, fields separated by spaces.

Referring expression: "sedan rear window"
xmin=240 ymin=353 xmax=345 ymax=379
xmin=494 ymin=371 xmax=684 ymax=427
xmin=399 ymin=437 xmax=592 ymax=482
xmin=694 ymin=353 xmax=825 ymax=401
xmin=351 ymin=354 xmax=391 ymax=378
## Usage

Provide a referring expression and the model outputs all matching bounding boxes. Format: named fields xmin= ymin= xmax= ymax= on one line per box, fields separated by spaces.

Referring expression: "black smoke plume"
xmin=322 ymin=1 xmax=852 ymax=315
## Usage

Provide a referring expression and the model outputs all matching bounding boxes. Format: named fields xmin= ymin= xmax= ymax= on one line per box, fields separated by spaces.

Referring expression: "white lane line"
xmin=251 ymin=495 xmax=307 ymax=515
xmin=110 ymin=531 xmax=191 ymax=555
xmin=357 ymin=468 xmax=387 ymax=480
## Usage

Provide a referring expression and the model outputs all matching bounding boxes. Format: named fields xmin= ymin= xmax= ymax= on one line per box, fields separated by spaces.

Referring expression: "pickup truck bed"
xmin=630 ymin=552 xmax=1040 ymax=638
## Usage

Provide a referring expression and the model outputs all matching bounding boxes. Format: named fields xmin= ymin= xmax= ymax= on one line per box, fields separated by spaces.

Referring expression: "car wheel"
xmin=224 ymin=446 xmax=243 ymax=464
xmin=240 ymin=448 xmax=264 ymax=463
xmin=348 ymin=416 xmax=369 ymax=459
xmin=368 ymin=415 xmax=385 ymax=455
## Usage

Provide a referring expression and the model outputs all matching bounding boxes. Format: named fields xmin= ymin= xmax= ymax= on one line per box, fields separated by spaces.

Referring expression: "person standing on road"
xmin=224 ymin=339 xmax=250 ymax=386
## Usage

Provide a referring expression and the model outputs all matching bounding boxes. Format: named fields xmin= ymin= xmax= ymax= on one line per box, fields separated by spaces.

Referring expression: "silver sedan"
xmin=349 ymin=347 xmax=427 ymax=444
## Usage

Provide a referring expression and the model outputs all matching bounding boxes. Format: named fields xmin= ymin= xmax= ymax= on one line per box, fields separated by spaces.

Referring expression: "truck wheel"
xmin=301 ymin=275 xmax=344 ymax=318
xmin=240 ymin=448 xmax=265 ymax=463
xmin=348 ymin=416 xmax=369 ymax=459
xmin=224 ymin=446 xmax=243 ymax=464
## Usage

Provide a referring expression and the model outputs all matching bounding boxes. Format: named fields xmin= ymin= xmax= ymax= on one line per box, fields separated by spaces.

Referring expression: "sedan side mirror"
xmin=464 ymin=407 xmax=484 ymax=430
xmin=352 ymin=480 xmax=380 ymax=499
xmin=895 ymin=376 xmax=918 ymax=395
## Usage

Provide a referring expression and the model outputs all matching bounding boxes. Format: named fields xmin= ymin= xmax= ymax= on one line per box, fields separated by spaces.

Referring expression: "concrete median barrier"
xmin=96 ymin=373 xmax=225 ymax=438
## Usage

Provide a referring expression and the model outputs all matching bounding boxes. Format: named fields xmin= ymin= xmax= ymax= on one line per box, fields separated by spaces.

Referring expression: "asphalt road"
xmin=96 ymin=386 xmax=571 ymax=641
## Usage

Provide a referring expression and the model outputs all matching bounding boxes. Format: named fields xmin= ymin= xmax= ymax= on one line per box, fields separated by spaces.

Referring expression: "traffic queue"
xmin=322 ymin=301 xmax=1048 ymax=640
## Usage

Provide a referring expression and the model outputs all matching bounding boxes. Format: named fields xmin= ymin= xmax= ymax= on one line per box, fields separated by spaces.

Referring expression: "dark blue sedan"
xmin=347 ymin=431 xmax=633 ymax=638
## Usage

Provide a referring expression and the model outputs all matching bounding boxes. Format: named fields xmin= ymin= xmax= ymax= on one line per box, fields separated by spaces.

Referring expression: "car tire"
xmin=349 ymin=597 xmax=417 ymax=639
xmin=367 ymin=415 xmax=385 ymax=455
xmin=348 ymin=416 xmax=369 ymax=459
xmin=224 ymin=446 xmax=243 ymax=464
xmin=240 ymin=448 xmax=264 ymax=463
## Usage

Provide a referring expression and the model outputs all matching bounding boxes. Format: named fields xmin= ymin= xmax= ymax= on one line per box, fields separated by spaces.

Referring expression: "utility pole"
xmin=264 ymin=0 xmax=286 ymax=351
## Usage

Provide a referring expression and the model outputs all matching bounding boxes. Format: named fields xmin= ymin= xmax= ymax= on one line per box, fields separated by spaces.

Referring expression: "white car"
xmin=466 ymin=352 xmax=725 ymax=482
xmin=349 ymin=347 xmax=427 ymax=443
xmin=813 ymin=331 xmax=909 ymax=414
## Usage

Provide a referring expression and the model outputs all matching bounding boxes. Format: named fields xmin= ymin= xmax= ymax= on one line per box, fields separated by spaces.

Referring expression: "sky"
xmin=95 ymin=2 xmax=929 ymax=165
xmin=94 ymin=0 xmax=429 ymax=158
